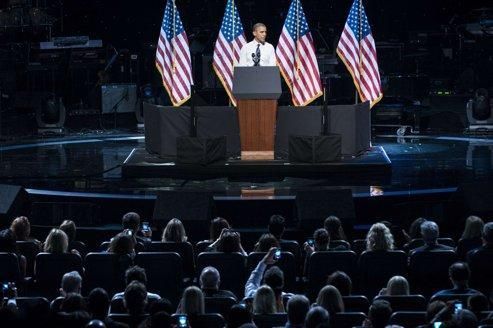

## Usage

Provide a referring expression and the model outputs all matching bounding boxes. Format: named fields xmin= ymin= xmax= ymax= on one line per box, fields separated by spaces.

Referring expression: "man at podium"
xmin=238 ymin=23 xmax=276 ymax=67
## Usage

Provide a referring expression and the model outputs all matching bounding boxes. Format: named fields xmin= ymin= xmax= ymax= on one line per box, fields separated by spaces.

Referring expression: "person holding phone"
xmin=120 ymin=212 xmax=152 ymax=247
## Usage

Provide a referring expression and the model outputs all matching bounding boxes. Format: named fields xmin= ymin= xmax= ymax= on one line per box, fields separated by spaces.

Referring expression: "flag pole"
xmin=230 ymin=0 xmax=234 ymax=107
xmin=355 ymin=0 xmax=362 ymax=105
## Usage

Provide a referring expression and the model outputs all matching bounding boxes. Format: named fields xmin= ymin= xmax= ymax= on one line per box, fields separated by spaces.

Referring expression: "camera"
xmin=273 ymin=248 xmax=281 ymax=260
xmin=177 ymin=314 xmax=188 ymax=327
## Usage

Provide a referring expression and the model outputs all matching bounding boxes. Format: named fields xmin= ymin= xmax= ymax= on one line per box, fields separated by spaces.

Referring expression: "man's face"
xmin=253 ymin=26 xmax=267 ymax=44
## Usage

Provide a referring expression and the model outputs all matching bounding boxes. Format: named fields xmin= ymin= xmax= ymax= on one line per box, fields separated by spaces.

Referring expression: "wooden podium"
xmin=233 ymin=66 xmax=282 ymax=160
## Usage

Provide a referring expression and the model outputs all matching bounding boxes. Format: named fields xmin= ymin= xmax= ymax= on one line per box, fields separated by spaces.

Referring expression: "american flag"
xmin=213 ymin=0 xmax=246 ymax=106
xmin=336 ymin=0 xmax=382 ymax=108
xmin=155 ymin=0 xmax=192 ymax=107
xmin=276 ymin=0 xmax=322 ymax=107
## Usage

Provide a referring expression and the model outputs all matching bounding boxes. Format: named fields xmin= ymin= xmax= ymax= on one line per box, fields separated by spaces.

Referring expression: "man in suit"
xmin=410 ymin=220 xmax=454 ymax=254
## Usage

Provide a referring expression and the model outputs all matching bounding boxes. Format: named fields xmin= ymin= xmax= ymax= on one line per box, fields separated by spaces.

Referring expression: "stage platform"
xmin=121 ymin=146 xmax=392 ymax=183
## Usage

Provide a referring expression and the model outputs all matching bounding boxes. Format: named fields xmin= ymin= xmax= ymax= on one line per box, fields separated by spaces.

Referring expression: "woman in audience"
xmin=253 ymin=233 xmax=279 ymax=252
xmin=10 ymin=216 xmax=41 ymax=245
xmin=315 ymin=285 xmax=344 ymax=317
xmin=253 ymin=285 xmax=277 ymax=314
xmin=467 ymin=293 xmax=489 ymax=319
xmin=208 ymin=229 xmax=247 ymax=256
xmin=209 ymin=217 xmax=230 ymax=242
xmin=0 ymin=228 xmax=26 ymax=277
xmin=366 ymin=223 xmax=394 ymax=251
xmin=44 ymin=228 xmax=71 ymax=254
xmin=107 ymin=231 xmax=136 ymax=257
xmin=327 ymin=271 xmax=352 ymax=296
xmin=323 ymin=216 xmax=347 ymax=241
xmin=379 ymin=276 xmax=410 ymax=296
xmin=381 ymin=221 xmax=410 ymax=250
xmin=457 ymin=215 xmax=484 ymax=259
xmin=176 ymin=286 xmax=204 ymax=315
xmin=161 ymin=218 xmax=187 ymax=243
xmin=227 ymin=304 xmax=253 ymax=328
xmin=408 ymin=217 xmax=427 ymax=240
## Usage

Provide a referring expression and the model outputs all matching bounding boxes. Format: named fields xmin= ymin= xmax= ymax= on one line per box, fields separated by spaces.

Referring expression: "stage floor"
xmin=121 ymin=146 xmax=392 ymax=183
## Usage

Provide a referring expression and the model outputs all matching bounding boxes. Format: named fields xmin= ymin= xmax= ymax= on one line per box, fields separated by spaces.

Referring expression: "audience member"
xmin=432 ymin=262 xmax=481 ymax=297
xmin=10 ymin=216 xmax=41 ymax=245
xmin=327 ymin=271 xmax=352 ymax=296
xmin=285 ymin=295 xmax=310 ymax=328
xmin=323 ymin=215 xmax=347 ymax=241
xmin=208 ymin=217 xmax=230 ymax=242
xmin=112 ymin=266 xmax=161 ymax=304
xmin=408 ymin=218 xmax=427 ymax=240
xmin=161 ymin=218 xmax=187 ymax=243
xmin=124 ymin=281 xmax=148 ymax=316
xmin=253 ymin=285 xmax=277 ymax=314
xmin=426 ymin=300 xmax=447 ymax=323
xmin=315 ymin=285 xmax=344 ymax=316
xmin=176 ymin=286 xmax=204 ymax=315
xmin=467 ymin=293 xmax=489 ymax=318
xmin=208 ymin=229 xmax=247 ymax=255
xmin=107 ymin=231 xmax=135 ymax=257
xmin=87 ymin=288 xmax=110 ymax=321
xmin=245 ymin=248 xmax=291 ymax=312
xmin=305 ymin=306 xmax=330 ymax=328
xmin=0 ymin=228 xmax=26 ymax=277
xmin=254 ymin=233 xmax=279 ymax=252
xmin=122 ymin=212 xmax=151 ymax=245
xmin=44 ymin=228 xmax=79 ymax=255
xmin=379 ymin=276 xmax=410 ymax=296
xmin=410 ymin=221 xmax=453 ymax=253
xmin=363 ymin=299 xmax=392 ymax=328
xmin=228 ymin=304 xmax=253 ymax=328
xmin=457 ymin=215 xmax=484 ymax=259
xmin=268 ymin=215 xmax=287 ymax=241
xmin=199 ymin=266 xmax=237 ymax=300
xmin=455 ymin=309 xmax=478 ymax=328
xmin=366 ymin=223 xmax=394 ymax=251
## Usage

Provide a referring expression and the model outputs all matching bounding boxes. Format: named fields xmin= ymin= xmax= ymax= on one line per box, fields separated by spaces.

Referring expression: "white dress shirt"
xmin=237 ymin=40 xmax=277 ymax=67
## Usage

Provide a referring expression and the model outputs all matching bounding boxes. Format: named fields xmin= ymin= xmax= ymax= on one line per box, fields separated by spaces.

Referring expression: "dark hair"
xmin=254 ymin=233 xmax=279 ymax=252
xmin=268 ymin=215 xmax=285 ymax=239
xmin=218 ymin=230 xmax=241 ymax=253
xmin=59 ymin=220 xmax=76 ymax=243
xmin=389 ymin=224 xmax=409 ymax=250
xmin=327 ymin=271 xmax=352 ymax=296
xmin=0 ymin=229 xmax=17 ymax=253
xmin=314 ymin=228 xmax=330 ymax=250
xmin=483 ymin=222 xmax=493 ymax=244
xmin=87 ymin=288 xmax=109 ymax=320
xmin=305 ymin=306 xmax=330 ymax=328
xmin=456 ymin=309 xmax=478 ymax=328
xmin=124 ymin=281 xmax=147 ymax=316
xmin=263 ymin=266 xmax=284 ymax=296
xmin=252 ymin=22 xmax=266 ymax=32
xmin=108 ymin=232 xmax=135 ymax=256
xmin=426 ymin=300 xmax=446 ymax=322
xmin=149 ymin=311 xmax=172 ymax=328
xmin=324 ymin=216 xmax=346 ymax=240
xmin=149 ymin=298 xmax=173 ymax=316
xmin=409 ymin=217 xmax=427 ymax=239
xmin=61 ymin=293 xmax=86 ymax=312
xmin=10 ymin=216 xmax=30 ymax=241
xmin=287 ymin=295 xmax=310 ymax=325
xmin=368 ymin=300 xmax=392 ymax=328
xmin=228 ymin=304 xmax=252 ymax=328
xmin=122 ymin=212 xmax=140 ymax=232
xmin=468 ymin=293 xmax=489 ymax=314
xmin=125 ymin=265 xmax=147 ymax=286
xmin=210 ymin=217 xmax=230 ymax=241
xmin=449 ymin=262 xmax=470 ymax=283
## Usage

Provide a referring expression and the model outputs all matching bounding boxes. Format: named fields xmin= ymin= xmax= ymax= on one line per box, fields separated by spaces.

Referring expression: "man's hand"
xmin=263 ymin=247 xmax=278 ymax=265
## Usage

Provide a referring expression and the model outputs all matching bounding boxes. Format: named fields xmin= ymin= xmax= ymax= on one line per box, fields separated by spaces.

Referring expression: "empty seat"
xmin=389 ymin=311 xmax=427 ymax=327
xmin=204 ymin=296 xmax=237 ymax=318
xmin=342 ymin=295 xmax=370 ymax=313
xmin=34 ymin=252 xmax=83 ymax=297
xmin=409 ymin=250 xmax=458 ymax=297
xmin=197 ymin=252 xmax=246 ymax=299
xmin=16 ymin=241 xmax=41 ymax=277
xmin=279 ymin=240 xmax=301 ymax=261
xmin=148 ymin=242 xmax=195 ymax=278
xmin=84 ymin=252 xmax=133 ymax=296
xmin=351 ymin=239 xmax=367 ymax=255
xmin=332 ymin=312 xmax=367 ymax=328
xmin=358 ymin=250 xmax=407 ymax=299
xmin=134 ymin=252 xmax=183 ymax=306
xmin=374 ymin=295 xmax=427 ymax=311
xmin=172 ymin=313 xmax=225 ymax=328
xmin=0 ymin=252 xmax=21 ymax=283
xmin=306 ymin=251 xmax=357 ymax=301
xmin=247 ymin=252 xmax=297 ymax=291
xmin=253 ymin=313 xmax=288 ymax=328
xmin=468 ymin=248 xmax=493 ymax=295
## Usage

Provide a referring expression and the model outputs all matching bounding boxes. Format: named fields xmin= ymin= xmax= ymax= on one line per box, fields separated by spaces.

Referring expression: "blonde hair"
xmin=386 ymin=276 xmax=410 ymax=296
xmin=253 ymin=285 xmax=276 ymax=314
xmin=44 ymin=228 xmax=68 ymax=254
xmin=366 ymin=223 xmax=394 ymax=251
xmin=316 ymin=285 xmax=344 ymax=314
xmin=179 ymin=286 xmax=204 ymax=315
xmin=461 ymin=216 xmax=484 ymax=240
xmin=161 ymin=218 xmax=187 ymax=242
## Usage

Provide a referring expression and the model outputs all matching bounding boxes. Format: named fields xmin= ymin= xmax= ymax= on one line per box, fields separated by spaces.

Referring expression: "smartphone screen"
xmin=307 ymin=239 xmax=314 ymax=246
xmin=454 ymin=302 xmax=462 ymax=314
xmin=274 ymin=249 xmax=281 ymax=260
xmin=178 ymin=314 xmax=188 ymax=327
xmin=433 ymin=322 xmax=442 ymax=328
xmin=142 ymin=222 xmax=150 ymax=232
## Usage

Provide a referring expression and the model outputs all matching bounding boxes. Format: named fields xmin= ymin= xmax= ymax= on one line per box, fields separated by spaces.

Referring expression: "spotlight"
xmin=466 ymin=88 xmax=493 ymax=132
xmin=36 ymin=93 xmax=66 ymax=134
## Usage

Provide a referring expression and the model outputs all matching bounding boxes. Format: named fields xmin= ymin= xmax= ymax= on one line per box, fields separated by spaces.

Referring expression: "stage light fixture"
xmin=466 ymin=88 xmax=493 ymax=132
xmin=35 ymin=93 xmax=66 ymax=134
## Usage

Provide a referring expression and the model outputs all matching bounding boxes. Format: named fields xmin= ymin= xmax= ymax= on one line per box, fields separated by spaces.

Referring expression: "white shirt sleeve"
xmin=238 ymin=44 xmax=249 ymax=67
xmin=267 ymin=44 xmax=277 ymax=66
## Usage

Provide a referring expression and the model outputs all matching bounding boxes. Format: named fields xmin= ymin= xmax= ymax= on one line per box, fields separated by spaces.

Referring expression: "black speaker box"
xmin=176 ymin=136 xmax=227 ymax=165
xmin=289 ymin=134 xmax=341 ymax=163
xmin=30 ymin=202 xmax=100 ymax=226
xmin=296 ymin=189 xmax=355 ymax=237
xmin=153 ymin=191 xmax=214 ymax=241
xmin=0 ymin=184 xmax=29 ymax=226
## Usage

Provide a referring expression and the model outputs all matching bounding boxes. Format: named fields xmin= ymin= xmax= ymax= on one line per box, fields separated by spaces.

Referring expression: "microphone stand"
xmin=111 ymin=88 xmax=128 ymax=130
